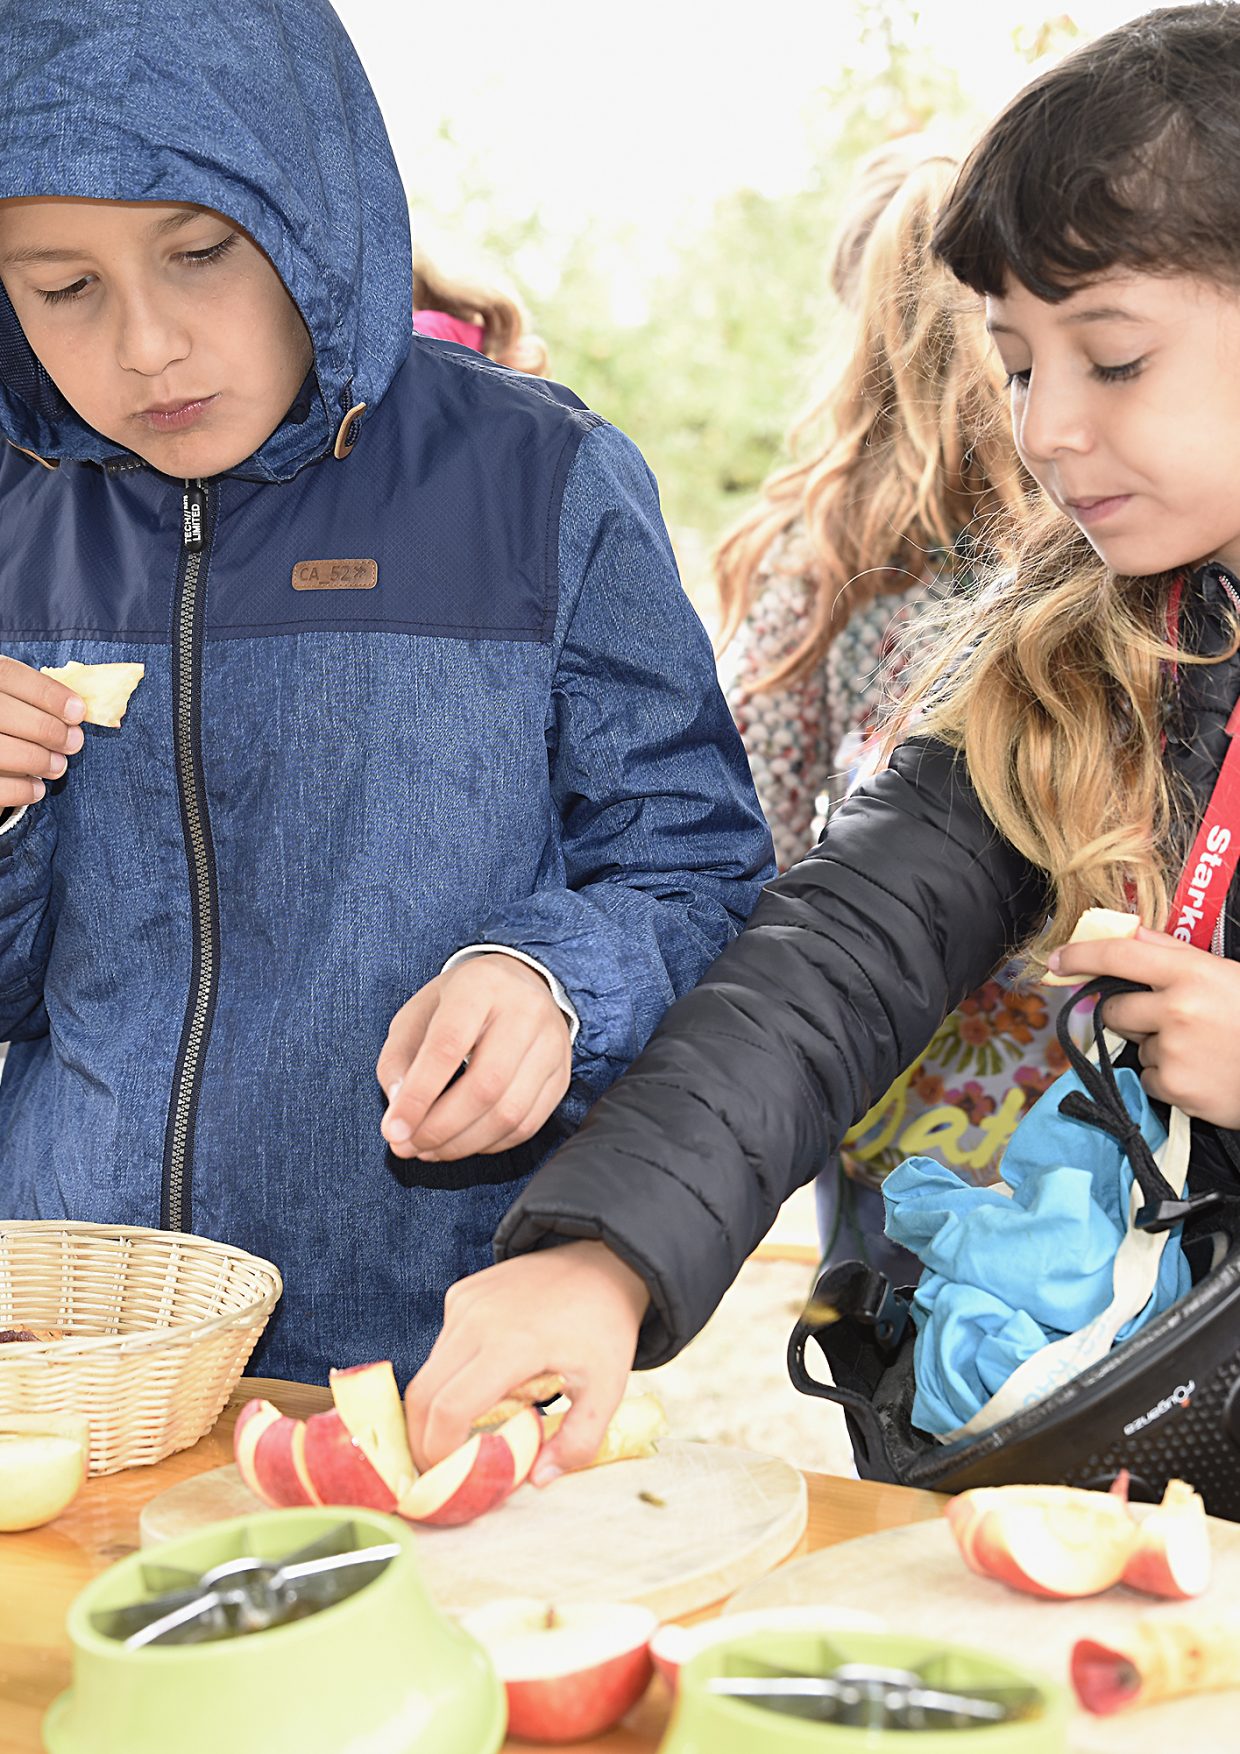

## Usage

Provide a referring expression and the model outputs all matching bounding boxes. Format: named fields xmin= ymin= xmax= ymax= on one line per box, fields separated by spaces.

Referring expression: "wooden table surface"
xmin=0 ymin=1378 xmax=944 ymax=1754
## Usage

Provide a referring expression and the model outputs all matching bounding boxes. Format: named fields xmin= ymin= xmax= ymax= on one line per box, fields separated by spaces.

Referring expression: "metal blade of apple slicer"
xmin=91 ymin=1522 xmax=400 ymax=1649
xmin=707 ymin=1653 xmax=1044 ymax=1732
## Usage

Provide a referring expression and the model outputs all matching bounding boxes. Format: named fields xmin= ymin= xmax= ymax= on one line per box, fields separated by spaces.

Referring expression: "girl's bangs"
xmin=932 ymin=148 xmax=1181 ymax=304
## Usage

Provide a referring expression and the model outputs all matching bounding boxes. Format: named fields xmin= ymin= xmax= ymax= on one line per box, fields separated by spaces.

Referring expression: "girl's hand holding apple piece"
xmin=404 ymin=1240 xmax=650 ymax=1478
xmin=377 ymin=953 xmax=573 ymax=1161
xmin=1048 ymin=924 xmax=1240 ymax=1127
xmin=0 ymin=655 xmax=85 ymax=808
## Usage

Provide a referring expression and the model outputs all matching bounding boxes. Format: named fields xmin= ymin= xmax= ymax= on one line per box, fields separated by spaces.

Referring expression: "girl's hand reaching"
xmin=404 ymin=1240 xmax=650 ymax=1477
xmin=1048 ymin=924 xmax=1240 ymax=1127
xmin=0 ymin=656 xmax=85 ymax=808
xmin=377 ymin=953 xmax=572 ymax=1161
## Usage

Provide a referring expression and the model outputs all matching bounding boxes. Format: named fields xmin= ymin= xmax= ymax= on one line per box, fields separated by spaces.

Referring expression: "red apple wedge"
xmin=1122 ymin=1478 xmax=1211 ymax=1599
xmin=947 ymin=1484 xmax=1138 ymax=1598
xmin=497 ymin=1406 xmax=543 ymax=1491
xmin=234 ymin=1399 xmax=284 ymax=1500
xmin=945 ymin=1491 xmax=989 ymax=1575
xmin=398 ymin=1429 xmax=515 ymax=1526
xmin=251 ymin=1415 xmax=321 ymax=1508
xmin=459 ymin=1599 xmax=656 ymax=1743
xmin=303 ymin=1408 xmax=402 ymax=1510
xmin=329 ymin=1360 xmax=417 ymax=1497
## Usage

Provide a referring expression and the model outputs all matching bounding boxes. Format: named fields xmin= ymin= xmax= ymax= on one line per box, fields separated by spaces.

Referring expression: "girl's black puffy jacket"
xmin=495 ymin=565 xmax=1240 ymax=1364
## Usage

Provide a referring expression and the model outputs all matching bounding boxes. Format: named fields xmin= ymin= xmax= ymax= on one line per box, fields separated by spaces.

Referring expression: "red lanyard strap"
xmin=1168 ymin=696 xmax=1240 ymax=949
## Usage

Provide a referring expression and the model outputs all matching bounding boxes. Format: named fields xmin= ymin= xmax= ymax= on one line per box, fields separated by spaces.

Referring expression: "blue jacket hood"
xmin=0 ymin=0 xmax=412 ymax=479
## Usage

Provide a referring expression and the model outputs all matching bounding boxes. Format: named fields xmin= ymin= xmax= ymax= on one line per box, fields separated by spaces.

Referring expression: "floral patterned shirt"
xmin=721 ymin=520 xmax=1086 ymax=1188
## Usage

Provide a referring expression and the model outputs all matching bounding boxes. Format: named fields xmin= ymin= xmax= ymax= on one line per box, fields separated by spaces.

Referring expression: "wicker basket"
xmin=0 ymin=1220 xmax=282 ymax=1475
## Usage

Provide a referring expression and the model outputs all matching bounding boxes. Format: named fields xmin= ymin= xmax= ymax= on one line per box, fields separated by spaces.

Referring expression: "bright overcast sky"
xmin=336 ymin=0 xmax=1149 ymax=262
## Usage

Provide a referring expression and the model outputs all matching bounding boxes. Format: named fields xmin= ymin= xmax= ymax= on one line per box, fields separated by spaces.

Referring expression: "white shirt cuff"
xmin=0 ymin=802 xmax=34 ymax=838
xmin=441 ymin=945 xmax=581 ymax=1046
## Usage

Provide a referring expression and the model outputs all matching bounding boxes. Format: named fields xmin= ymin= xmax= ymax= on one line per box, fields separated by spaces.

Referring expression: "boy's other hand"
xmin=404 ymin=1240 xmax=650 ymax=1476
xmin=0 ymin=656 xmax=86 ymax=808
xmin=377 ymin=953 xmax=572 ymax=1161
xmin=1048 ymin=923 xmax=1240 ymax=1127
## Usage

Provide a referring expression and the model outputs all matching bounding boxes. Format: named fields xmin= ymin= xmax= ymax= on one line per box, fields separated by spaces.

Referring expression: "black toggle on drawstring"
xmin=1053 ymin=976 xmax=1224 ymax=1233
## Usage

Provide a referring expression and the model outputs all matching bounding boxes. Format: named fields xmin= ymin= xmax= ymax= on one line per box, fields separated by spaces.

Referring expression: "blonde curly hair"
xmin=715 ymin=144 xmax=1028 ymax=691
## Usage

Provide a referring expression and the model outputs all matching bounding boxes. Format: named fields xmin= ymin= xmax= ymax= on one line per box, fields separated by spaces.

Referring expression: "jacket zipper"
xmin=160 ymin=478 xmax=220 ymax=1231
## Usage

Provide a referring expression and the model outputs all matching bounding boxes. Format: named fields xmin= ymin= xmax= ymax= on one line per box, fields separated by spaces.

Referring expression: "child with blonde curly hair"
xmin=718 ymin=142 xmax=1047 ymax=1270
xmin=717 ymin=141 xmax=1026 ymax=866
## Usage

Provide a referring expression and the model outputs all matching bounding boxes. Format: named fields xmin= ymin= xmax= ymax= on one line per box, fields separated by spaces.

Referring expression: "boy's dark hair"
xmin=933 ymin=2 xmax=1240 ymax=299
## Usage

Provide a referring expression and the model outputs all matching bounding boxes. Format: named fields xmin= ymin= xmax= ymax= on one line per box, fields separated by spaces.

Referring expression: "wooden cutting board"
xmin=728 ymin=1512 xmax=1240 ymax=1752
xmin=139 ymin=1440 xmax=807 ymax=1622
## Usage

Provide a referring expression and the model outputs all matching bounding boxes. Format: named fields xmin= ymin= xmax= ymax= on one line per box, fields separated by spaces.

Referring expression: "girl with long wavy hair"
xmin=717 ymin=143 xmax=1026 ymax=871
xmin=719 ymin=143 xmax=1043 ymax=1273
xmin=406 ymin=4 xmax=1240 ymax=1479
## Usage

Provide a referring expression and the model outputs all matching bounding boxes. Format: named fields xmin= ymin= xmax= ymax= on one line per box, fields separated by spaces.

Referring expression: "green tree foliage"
xmin=416 ymin=3 xmax=1086 ymax=604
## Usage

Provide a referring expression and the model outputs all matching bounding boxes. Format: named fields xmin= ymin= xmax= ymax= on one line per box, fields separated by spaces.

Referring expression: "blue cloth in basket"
xmin=883 ymin=1066 xmax=1190 ymax=1437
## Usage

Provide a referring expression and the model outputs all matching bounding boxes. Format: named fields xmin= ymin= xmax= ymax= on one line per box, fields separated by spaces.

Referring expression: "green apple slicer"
xmin=662 ymin=1629 xmax=1067 ymax=1752
xmin=43 ymin=1507 xmax=506 ymax=1754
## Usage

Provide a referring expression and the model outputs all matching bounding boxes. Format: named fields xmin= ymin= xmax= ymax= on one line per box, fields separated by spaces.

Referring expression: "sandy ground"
xmin=633 ymin=1185 xmax=857 ymax=1477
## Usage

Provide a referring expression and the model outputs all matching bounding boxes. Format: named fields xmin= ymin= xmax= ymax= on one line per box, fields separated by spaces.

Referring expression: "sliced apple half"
xmin=0 ymin=1415 xmax=90 ymax=1531
xmin=459 ymin=1598 xmax=656 ymax=1743
xmin=329 ymin=1360 xmax=417 ymax=1497
xmin=398 ymin=1429 xmax=515 ymax=1527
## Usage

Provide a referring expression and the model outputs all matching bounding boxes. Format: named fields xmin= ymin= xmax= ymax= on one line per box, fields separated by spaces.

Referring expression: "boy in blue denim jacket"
xmin=0 ymin=0 xmax=774 ymax=1383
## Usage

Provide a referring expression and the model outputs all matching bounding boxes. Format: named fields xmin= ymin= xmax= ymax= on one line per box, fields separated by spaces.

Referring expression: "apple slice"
xmin=302 ymin=1408 xmax=403 ymax=1510
xmin=539 ymin=1392 xmax=668 ymax=1469
xmin=40 ymin=660 xmax=145 ymax=728
xmin=1043 ymin=907 xmax=1140 ymax=985
xmin=1122 ymin=1478 xmax=1211 ymax=1599
xmin=251 ymin=1415 xmax=321 ymax=1508
xmin=496 ymin=1407 xmax=543 ymax=1492
xmin=458 ymin=1598 xmax=656 ymax=1743
xmin=0 ymin=1416 xmax=89 ymax=1531
xmin=948 ymin=1483 xmax=1138 ymax=1598
xmin=329 ymin=1360 xmax=417 ymax=1496
xmin=397 ymin=1429 xmax=515 ymax=1527
xmin=233 ymin=1399 xmax=284 ymax=1500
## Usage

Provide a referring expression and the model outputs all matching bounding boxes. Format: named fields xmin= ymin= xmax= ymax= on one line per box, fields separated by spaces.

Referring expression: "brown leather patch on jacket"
xmin=292 ymin=558 xmax=378 ymax=591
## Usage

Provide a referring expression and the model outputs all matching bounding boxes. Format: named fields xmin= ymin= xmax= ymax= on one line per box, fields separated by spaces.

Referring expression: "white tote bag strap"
xmin=942 ymin=1030 xmax=1191 ymax=1443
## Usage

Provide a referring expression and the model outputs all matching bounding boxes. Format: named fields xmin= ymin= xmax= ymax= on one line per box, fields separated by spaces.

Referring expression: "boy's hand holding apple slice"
xmin=235 ymin=1359 xmax=545 ymax=1526
xmin=0 ymin=654 xmax=87 ymax=808
xmin=405 ymin=1240 xmax=650 ymax=1485
xmin=235 ymin=1291 xmax=662 ymax=1529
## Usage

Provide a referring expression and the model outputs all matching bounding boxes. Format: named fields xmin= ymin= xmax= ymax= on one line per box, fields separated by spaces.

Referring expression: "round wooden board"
xmin=140 ymin=1440 xmax=808 ymax=1622
xmin=727 ymin=1512 xmax=1240 ymax=1752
